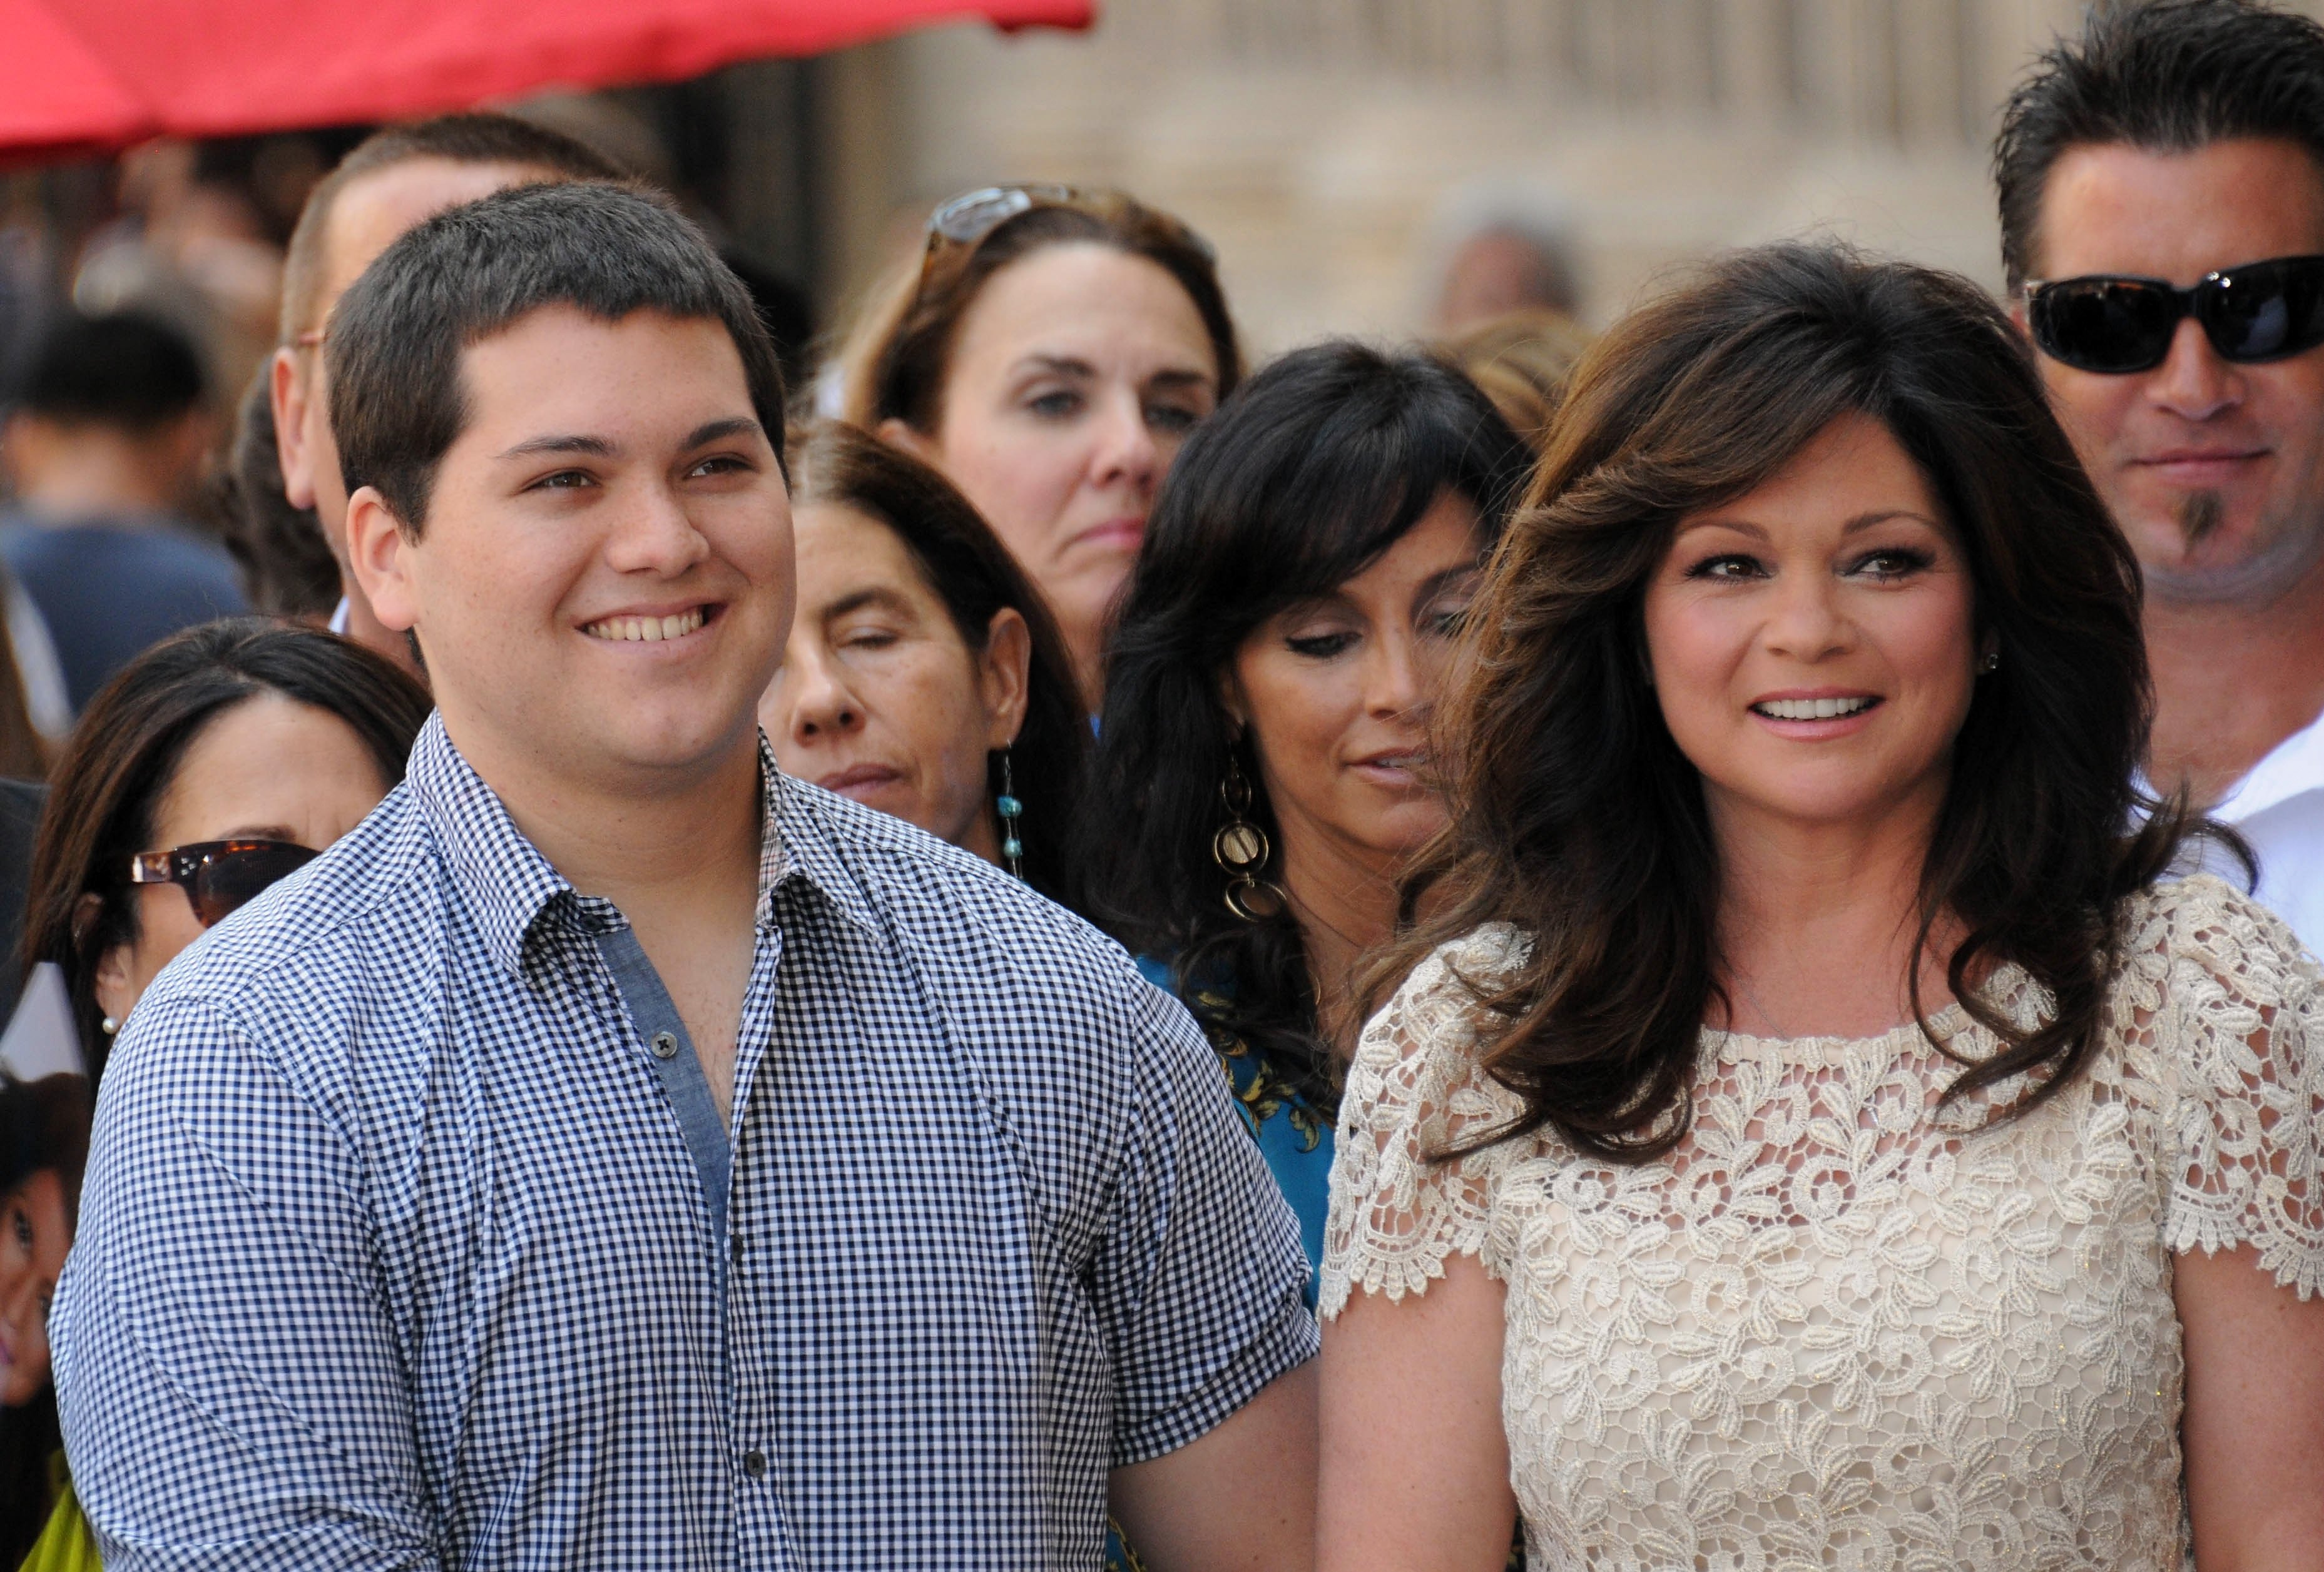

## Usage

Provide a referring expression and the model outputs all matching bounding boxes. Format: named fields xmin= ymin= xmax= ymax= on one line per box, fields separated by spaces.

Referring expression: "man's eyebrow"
xmin=496 ymin=433 xmax=617 ymax=462
xmin=685 ymin=417 xmax=764 ymax=449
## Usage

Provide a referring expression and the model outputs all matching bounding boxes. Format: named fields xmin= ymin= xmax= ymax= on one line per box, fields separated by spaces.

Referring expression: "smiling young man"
xmin=50 ymin=183 xmax=1316 ymax=1570
xmin=1997 ymin=0 xmax=2324 ymax=946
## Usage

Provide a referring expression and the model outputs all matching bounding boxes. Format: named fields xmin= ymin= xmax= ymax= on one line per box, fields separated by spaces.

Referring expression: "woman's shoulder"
xmin=2118 ymin=872 xmax=2322 ymax=998
xmin=1389 ymin=923 xmax=1532 ymax=1010
xmin=1349 ymin=925 xmax=1532 ymax=1098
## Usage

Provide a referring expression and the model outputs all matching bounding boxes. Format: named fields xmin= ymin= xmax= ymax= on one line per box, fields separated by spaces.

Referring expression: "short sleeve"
xmin=1091 ymin=976 xmax=1318 ymax=1466
xmin=1319 ymin=929 xmax=1531 ymax=1319
xmin=2149 ymin=876 xmax=2324 ymax=1299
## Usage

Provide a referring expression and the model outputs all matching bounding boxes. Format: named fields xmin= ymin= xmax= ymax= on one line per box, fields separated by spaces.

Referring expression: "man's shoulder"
xmin=135 ymin=784 xmax=442 ymax=1037
xmin=785 ymin=781 xmax=1166 ymax=1032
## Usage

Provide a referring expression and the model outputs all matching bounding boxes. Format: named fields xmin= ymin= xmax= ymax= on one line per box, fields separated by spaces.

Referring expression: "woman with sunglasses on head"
xmin=1318 ymin=245 xmax=2324 ymax=1571
xmin=1079 ymin=341 xmax=1531 ymax=1287
xmin=761 ymin=422 xmax=1089 ymax=912
xmin=23 ymin=617 xmax=431 ymax=1086
xmin=833 ymin=185 xmax=1241 ymax=707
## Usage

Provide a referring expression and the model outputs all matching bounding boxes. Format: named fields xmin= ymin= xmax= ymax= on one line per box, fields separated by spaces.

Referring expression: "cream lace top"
xmin=1322 ymin=876 xmax=2324 ymax=1571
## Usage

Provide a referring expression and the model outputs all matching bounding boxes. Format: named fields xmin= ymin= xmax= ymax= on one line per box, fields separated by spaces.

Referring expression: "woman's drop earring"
xmin=1214 ymin=753 xmax=1288 ymax=923
xmin=1977 ymin=649 xmax=2001 ymax=675
xmin=996 ymin=747 xmax=1025 ymax=881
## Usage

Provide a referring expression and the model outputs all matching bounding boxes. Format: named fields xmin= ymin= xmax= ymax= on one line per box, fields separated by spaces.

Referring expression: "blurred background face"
xmin=277 ymin=158 xmax=566 ymax=559
xmin=1225 ymin=491 xmax=1481 ymax=882
xmin=2027 ymin=138 xmax=2324 ymax=605
xmin=367 ymin=307 xmax=792 ymax=793
xmin=896 ymin=241 xmax=1218 ymax=702
xmin=0 ymin=1169 xmax=68 ymax=1407
xmin=93 ymin=689 xmax=392 ymax=1024
xmin=762 ymin=501 xmax=1027 ymax=861
xmin=1643 ymin=413 xmax=1978 ymax=839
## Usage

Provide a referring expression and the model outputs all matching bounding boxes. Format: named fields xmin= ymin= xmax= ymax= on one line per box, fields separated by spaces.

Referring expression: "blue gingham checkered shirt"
xmin=52 ymin=715 xmax=1315 ymax=1568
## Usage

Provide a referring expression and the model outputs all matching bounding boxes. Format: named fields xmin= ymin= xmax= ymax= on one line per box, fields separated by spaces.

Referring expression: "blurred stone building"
xmin=808 ymin=0 xmax=2323 ymax=353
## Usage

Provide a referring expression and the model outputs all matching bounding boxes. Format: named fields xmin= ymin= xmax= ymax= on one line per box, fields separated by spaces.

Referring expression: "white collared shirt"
xmin=2208 ymin=706 xmax=2324 ymax=955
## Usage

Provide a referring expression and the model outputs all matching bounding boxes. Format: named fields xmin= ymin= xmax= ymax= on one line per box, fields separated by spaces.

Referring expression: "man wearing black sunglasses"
xmin=1997 ymin=0 xmax=2324 ymax=953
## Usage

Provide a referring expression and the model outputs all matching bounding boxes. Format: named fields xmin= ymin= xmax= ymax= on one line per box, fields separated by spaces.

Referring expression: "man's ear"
xmin=270 ymin=347 xmax=320 ymax=511
xmin=978 ymin=607 xmax=1033 ymax=749
xmin=345 ymin=485 xmax=419 ymax=634
xmin=878 ymin=417 xmax=940 ymax=468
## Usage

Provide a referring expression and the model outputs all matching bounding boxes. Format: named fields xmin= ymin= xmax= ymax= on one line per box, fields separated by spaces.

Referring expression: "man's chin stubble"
xmin=2143 ymin=492 xmax=2324 ymax=608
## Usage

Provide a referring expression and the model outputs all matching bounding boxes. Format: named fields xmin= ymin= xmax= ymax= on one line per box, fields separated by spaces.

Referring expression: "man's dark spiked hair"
xmin=1995 ymin=0 xmax=2324 ymax=292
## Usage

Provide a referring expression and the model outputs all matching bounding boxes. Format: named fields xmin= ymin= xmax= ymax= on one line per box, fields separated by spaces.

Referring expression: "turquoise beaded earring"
xmin=997 ymin=747 xmax=1025 ymax=880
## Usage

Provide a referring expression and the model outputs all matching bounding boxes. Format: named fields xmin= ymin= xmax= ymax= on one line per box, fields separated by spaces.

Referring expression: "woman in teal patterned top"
xmin=1087 ymin=342 xmax=1532 ymax=1304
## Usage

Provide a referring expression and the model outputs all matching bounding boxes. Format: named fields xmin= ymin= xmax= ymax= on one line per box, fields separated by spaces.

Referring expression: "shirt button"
xmin=742 ymin=1449 xmax=767 ymax=1479
xmin=730 ymin=1233 xmax=743 ymax=1264
xmin=650 ymin=1031 xmax=678 ymax=1060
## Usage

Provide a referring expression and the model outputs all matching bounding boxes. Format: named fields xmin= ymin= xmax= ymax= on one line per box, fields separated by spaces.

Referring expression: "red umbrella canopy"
xmin=0 ymin=0 xmax=1092 ymax=160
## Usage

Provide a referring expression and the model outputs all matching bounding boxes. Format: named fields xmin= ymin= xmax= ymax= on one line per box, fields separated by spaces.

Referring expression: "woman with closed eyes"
xmin=1079 ymin=340 xmax=1530 ymax=1285
xmin=760 ymin=422 xmax=1089 ymax=913
xmin=1318 ymin=245 xmax=2324 ymax=1571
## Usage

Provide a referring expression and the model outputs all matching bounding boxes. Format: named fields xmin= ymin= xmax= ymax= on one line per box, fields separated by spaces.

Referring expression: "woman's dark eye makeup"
xmin=1680 ymin=541 xmax=1937 ymax=582
xmin=1285 ymin=627 xmax=1358 ymax=659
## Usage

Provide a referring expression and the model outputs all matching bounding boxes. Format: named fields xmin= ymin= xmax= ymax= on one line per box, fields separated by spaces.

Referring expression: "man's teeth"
xmin=584 ymin=608 xmax=706 ymax=642
xmin=1755 ymin=696 xmax=1873 ymax=720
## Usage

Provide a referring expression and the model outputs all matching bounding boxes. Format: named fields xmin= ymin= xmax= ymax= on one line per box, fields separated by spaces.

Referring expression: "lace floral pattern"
xmin=1322 ymin=876 xmax=2324 ymax=1571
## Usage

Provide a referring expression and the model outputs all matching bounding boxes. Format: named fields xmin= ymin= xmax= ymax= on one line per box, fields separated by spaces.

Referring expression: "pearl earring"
xmin=101 ymin=1014 xmax=120 ymax=1035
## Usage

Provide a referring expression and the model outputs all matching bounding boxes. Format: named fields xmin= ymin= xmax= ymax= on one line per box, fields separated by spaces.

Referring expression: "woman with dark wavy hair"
xmin=1083 ymin=340 xmax=1530 ymax=1284
xmin=1318 ymin=245 xmax=2324 ymax=1569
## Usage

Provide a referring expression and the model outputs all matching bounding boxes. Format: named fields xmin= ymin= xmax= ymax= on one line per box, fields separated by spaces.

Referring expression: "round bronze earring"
xmin=1214 ymin=755 xmax=1288 ymax=921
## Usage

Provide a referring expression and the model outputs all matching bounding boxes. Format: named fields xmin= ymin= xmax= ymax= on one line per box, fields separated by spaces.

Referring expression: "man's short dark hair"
xmin=18 ymin=311 xmax=205 ymax=432
xmin=1995 ymin=0 xmax=2324 ymax=292
xmin=280 ymin=112 xmax=624 ymax=344
xmin=327 ymin=181 xmax=787 ymax=535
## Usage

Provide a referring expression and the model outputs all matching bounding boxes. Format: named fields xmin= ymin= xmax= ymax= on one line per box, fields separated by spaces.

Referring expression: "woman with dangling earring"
xmin=1079 ymin=341 xmax=1531 ymax=1289
xmin=762 ymin=422 xmax=1091 ymax=914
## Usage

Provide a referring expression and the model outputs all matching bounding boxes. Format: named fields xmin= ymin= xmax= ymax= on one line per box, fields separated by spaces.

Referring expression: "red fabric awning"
xmin=0 ymin=0 xmax=1092 ymax=161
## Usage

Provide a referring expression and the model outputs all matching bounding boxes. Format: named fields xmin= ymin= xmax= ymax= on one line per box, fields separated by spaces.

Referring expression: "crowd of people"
xmin=4 ymin=0 xmax=2324 ymax=1566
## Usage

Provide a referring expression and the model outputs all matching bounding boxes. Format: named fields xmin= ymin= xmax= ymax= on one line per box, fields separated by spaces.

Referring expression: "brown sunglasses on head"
xmin=912 ymin=184 xmax=1216 ymax=300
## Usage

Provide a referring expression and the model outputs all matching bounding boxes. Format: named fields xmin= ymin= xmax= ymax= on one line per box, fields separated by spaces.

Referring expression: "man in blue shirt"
xmin=52 ymin=182 xmax=1317 ymax=1569
xmin=0 ymin=311 xmax=245 ymax=713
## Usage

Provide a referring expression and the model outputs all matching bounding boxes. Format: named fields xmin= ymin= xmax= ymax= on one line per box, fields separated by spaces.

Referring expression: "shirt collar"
xmin=2209 ymin=701 xmax=2324 ymax=823
xmin=409 ymin=716 xmax=877 ymax=978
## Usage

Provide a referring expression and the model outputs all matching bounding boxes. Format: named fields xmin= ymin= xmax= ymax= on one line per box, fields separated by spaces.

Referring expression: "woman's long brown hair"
xmin=1365 ymin=243 xmax=2218 ymax=1163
